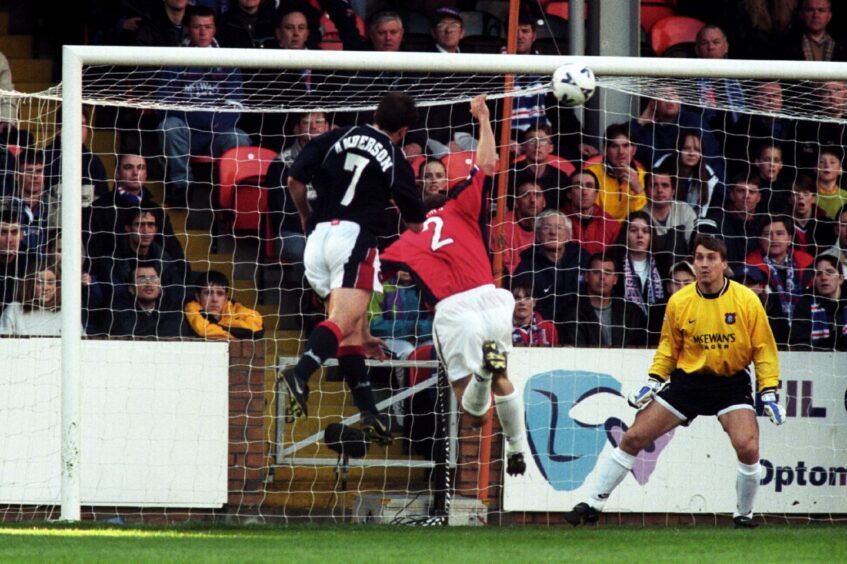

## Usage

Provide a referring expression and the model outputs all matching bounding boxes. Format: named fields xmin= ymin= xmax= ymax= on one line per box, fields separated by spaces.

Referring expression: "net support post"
xmin=59 ymin=45 xmax=84 ymax=522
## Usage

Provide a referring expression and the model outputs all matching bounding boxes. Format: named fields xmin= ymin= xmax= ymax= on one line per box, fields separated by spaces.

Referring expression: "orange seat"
xmin=443 ymin=150 xmax=476 ymax=188
xmin=650 ymin=15 xmax=704 ymax=57
xmin=217 ymin=146 xmax=279 ymax=231
xmin=640 ymin=4 xmax=675 ymax=33
xmin=407 ymin=154 xmax=426 ymax=179
xmin=545 ymin=1 xmax=587 ymax=21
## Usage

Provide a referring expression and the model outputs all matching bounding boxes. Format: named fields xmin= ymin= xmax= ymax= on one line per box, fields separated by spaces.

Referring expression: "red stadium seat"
xmin=407 ymin=154 xmax=426 ymax=179
xmin=217 ymin=146 xmax=278 ymax=231
xmin=640 ymin=4 xmax=675 ymax=33
xmin=545 ymin=2 xmax=587 ymax=21
xmin=650 ymin=15 xmax=704 ymax=57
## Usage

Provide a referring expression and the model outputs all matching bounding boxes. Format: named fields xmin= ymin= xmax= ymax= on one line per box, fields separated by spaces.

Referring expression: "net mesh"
xmin=0 ymin=54 xmax=844 ymax=524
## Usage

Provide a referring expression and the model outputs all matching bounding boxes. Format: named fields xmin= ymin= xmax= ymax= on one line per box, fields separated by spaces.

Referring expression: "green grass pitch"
xmin=1 ymin=523 xmax=845 ymax=563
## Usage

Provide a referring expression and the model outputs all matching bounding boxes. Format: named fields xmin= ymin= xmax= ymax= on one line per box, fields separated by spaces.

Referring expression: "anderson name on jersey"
xmin=649 ymin=279 xmax=779 ymax=392
xmin=288 ymin=124 xmax=424 ymax=239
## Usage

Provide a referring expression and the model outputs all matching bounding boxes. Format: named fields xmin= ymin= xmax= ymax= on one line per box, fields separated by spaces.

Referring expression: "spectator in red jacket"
xmin=495 ymin=179 xmax=547 ymax=275
xmin=745 ymin=215 xmax=815 ymax=322
xmin=561 ymin=168 xmax=620 ymax=256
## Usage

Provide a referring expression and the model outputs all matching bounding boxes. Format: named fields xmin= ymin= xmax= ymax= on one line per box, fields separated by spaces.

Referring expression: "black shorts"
xmin=654 ymin=369 xmax=755 ymax=423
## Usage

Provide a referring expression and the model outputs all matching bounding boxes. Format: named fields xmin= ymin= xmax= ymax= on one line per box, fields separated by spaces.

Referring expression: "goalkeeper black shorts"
xmin=654 ymin=369 xmax=755 ymax=423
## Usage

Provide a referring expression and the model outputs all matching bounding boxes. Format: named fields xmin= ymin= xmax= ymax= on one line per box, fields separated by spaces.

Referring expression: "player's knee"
xmin=620 ymin=429 xmax=649 ymax=454
xmin=734 ymin=437 xmax=759 ymax=464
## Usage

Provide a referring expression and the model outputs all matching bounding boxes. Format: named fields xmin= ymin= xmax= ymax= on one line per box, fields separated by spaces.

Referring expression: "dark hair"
xmin=121 ymin=206 xmax=159 ymax=228
xmin=517 ymin=8 xmax=538 ymax=29
xmin=691 ymin=233 xmax=728 ymax=261
xmin=509 ymin=274 xmax=535 ymax=296
xmin=616 ymin=210 xmax=657 ymax=254
xmin=19 ymin=262 xmax=60 ymax=313
xmin=418 ymin=157 xmax=445 ymax=178
xmin=187 ymin=5 xmax=216 ymax=23
xmin=374 ymin=91 xmax=417 ymax=133
xmin=814 ymin=254 xmax=840 ymax=272
xmin=754 ymin=142 xmax=783 ymax=160
xmin=520 ymin=122 xmax=553 ymax=143
xmin=759 ymin=214 xmax=794 ymax=237
xmin=670 ymin=129 xmax=712 ymax=208
xmin=196 ymin=270 xmax=230 ymax=293
xmin=14 ymin=147 xmax=46 ymax=170
xmin=819 ymin=144 xmax=844 ymax=162
xmin=567 ymin=167 xmax=600 ymax=189
xmin=645 ymin=162 xmax=676 ymax=195
xmin=730 ymin=174 xmax=761 ymax=189
xmin=587 ymin=252 xmax=617 ymax=271
xmin=604 ymin=122 xmax=631 ymax=144
xmin=134 ymin=259 xmax=162 ymax=276
xmin=0 ymin=201 xmax=22 ymax=225
xmin=792 ymin=174 xmax=816 ymax=193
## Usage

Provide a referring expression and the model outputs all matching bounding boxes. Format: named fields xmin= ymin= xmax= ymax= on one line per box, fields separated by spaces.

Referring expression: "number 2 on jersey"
xmin=340 ymin=153 xmax=369 ymax=206
xmin=423 ymin=216 xmax=454 ymax=251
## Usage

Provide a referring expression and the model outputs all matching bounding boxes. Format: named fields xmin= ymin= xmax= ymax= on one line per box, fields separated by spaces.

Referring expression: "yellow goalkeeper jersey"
xmin=648 ymin=278 xmax=779 ymax=392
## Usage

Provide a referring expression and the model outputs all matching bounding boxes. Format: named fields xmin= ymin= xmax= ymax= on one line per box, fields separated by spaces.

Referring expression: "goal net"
xmin=0 ymin=47 xmax=844 ymax=524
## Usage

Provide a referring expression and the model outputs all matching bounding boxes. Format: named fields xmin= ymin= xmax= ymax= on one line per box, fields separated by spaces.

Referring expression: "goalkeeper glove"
xmin=628 ymin=377 xmax=663 ymax=409
xmin=761 ymin=389 xmax=785 ymax=426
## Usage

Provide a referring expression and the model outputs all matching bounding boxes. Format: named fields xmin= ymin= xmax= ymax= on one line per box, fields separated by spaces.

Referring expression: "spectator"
xmin=696 ymin=175 xmax=763 ymax=269
xmin=559 ymin=253 xmax=647 ymax=348
xmin=644 ymin=167 xmax=697 ymax=261
xmin=513 ymin=209 xmax=587 ymax=328
xmin=136 ymin=0 xmax=189 ymax=46
xmin=0 ymin=204 xmax=36 ymax=314
xmin=85 ymin=153 xmax=183 ymax=266
xmin=783 ymin=0 xmax=846 ymax=61
xmin=653 ymin=129 xmax=722 ymax=219
xmin=789 ymin=253 xmax=847 ymax=351
xmin=613 ymin=210 xmax=670 ymax=345
xmin=0 ymin=263 xmax=62 ymax=336
xmin=735 ymin=263 xmax=790 ymax=347
xmin=11 ymin=148 xmax=56 ymax=256
xmin=586 ymin=123 xmax=646 ymax=221
xmin=726 ymin=0 xmax=797 ymax=60
xmin=157 ymin=6 xmax=251 ymax=207
xmin=184 ymin=270 xmax=263 ymax=340
xmin=366 ymin=10 xmax=404 ymax=52
xmin=815 ymin=145 xmax=847 ymax=220
xmin=0 ymin=50 xmax=18 ymax=139
xmin=631 ymin=94 xmax=723 ymax=181
xmin=369 ymin=270 xmax=433 ymax=359
xmin=512 ymin=123 xmax=574 ymax=208
xmin=821 ymin=204 xmax=847 ymax=277
xmin=746 ymin=215 xmax=815 ymax=322
xmin=511 ymin=275 xmax=558 ymax=346
xmin=694 ymin=25 xmax=746 ymax=129
xmin=750 ymin=143 xmax=791 ymax=215
xmin=418 ymin=158 xmax=448 ymax=200
xmin=429 ymin=7 xmax=464 ymax=53
xmin=44 ymin=111 xmax=109 ymax=203
xmin=109 ymin=260 xmax=189 ymax=338
xmin=505 ymin=9 xmax=596 ymax=161
xmin=726 ymin=82 xmax=795 ymax=173
xmin=561 ymin=169 xmax=620 ymax=256
xmin=216 ymin=0 xmax=277 ymax=48
xmin=495 ymin=179 xmax=546 ymax=275
xmin=266 ymin=111 xmax=331 ymax=267
xmin=787 ymin=175 xmax=837 ymax=257
xmin=92 ymin=207 xmax=191 ymax=317
xmin=665 ymin=259 xmax=696 ymax=297
xmin=795 ymin=81 xmax=847 ymax=171
xmin=273 ymin=8 xmax=310 ymax=50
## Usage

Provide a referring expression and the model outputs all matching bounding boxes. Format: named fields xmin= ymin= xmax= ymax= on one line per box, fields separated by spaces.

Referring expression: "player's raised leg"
xmin=564 ymin=400 xmax=682 ymax=526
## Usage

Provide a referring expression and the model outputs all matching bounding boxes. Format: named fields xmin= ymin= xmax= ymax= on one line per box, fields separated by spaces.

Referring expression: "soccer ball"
xmin=551 ymin=62 xmax=596 ymax=107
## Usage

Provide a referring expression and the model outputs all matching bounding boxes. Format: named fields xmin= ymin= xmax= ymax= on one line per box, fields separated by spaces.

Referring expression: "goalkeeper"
xmin=565 ymin=234 xmax=784 ymax=529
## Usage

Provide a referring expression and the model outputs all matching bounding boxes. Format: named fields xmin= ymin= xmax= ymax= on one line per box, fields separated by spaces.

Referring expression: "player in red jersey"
xmin=381 ymin=94 xmax=527 ymax=475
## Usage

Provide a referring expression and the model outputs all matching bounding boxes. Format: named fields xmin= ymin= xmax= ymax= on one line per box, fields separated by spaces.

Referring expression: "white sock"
xmin=588 ymin=447 xmax=636 ymax=511
xmin=461 ymin=375 xmax=492 ymax=417
xmin=734 ymin=461 xmax=762 ymax=518
xmin=494 ymin=389 xmax=527 ymax=455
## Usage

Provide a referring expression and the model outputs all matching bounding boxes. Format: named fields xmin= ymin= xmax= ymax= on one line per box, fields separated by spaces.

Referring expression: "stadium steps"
xmin=0 ymin=34 xmax=31 ymax=58
xmin=8 ymin=57 xmax=50 ymax=83
xmin=0 ymin=12 xmax=7 ymax=35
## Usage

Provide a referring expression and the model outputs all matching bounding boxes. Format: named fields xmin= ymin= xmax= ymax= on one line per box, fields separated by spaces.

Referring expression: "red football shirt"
xmin=381 ymin=166 xmax=494 ymax=305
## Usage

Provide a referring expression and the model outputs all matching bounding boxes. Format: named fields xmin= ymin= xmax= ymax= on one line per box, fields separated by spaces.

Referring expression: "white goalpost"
xmin=42 ymin=45 xmax=847 ymax=522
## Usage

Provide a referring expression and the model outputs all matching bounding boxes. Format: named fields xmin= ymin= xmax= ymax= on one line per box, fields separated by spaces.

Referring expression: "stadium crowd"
xmin=0 ymin=0 xmax=845 ymax=355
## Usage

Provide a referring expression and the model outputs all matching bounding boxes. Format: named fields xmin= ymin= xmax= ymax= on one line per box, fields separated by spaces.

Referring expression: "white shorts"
xmin=432 ymin=284 xmax=514 ymax=382
xmin=303 ymin=220 xmax=381 ymax=298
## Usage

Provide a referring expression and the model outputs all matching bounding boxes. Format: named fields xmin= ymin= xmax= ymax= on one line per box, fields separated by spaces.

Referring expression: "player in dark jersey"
xmin=564 ymin=234 xmax=786 ymax=529
xmin=381 ymin=95 xmax=528 ymax=476
xmin=280 ymin=92 xmax=426 ymax=443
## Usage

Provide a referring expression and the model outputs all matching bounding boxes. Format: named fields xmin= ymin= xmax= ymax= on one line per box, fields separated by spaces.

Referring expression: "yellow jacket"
xmin=184 ymin=299 xmax=264 ymax=340
xmin=649 ymin=279 xmax=779 ymax=392
xmin=587 ymin=161 xmax=647 ymax=220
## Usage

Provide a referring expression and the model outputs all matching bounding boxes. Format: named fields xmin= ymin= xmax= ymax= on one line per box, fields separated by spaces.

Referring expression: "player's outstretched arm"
xmin=470 ymin=94 xmax=496 ymax=176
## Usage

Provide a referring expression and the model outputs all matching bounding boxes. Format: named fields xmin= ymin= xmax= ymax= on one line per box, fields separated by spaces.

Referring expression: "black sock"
xmin=295 ymin=321 xmax=340 ymax=383
xmin=338 ymin=348 xmax=378 ymax=415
